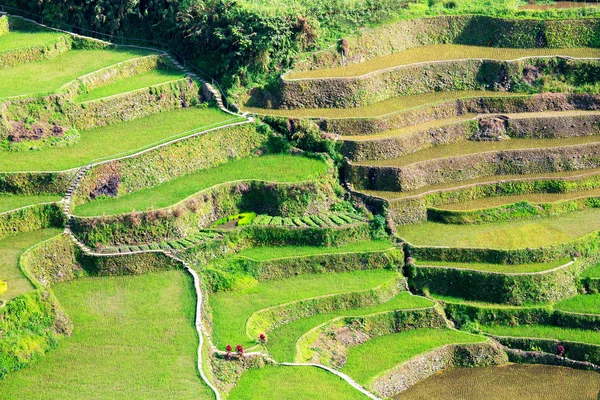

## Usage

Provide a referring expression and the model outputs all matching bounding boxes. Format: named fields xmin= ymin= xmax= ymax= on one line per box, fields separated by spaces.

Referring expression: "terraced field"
xmin=414 ymin=258 xmax=571 ymax=274
xmin=0 ymin=228 xmax=61 ymax=301
xmin=0 ymin=194 xmax=61 ymax=213
xmin=287 ymin=45 xmax=600 ymax=79
xmin=0 ymin=30 xmax=65 ymax=53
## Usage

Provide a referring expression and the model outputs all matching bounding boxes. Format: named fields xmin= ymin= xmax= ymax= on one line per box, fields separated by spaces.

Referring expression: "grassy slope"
xmin=400 ymin=364 xmax=600 ymax=400
xmin=0 ymin=107 xmax=237 ymax=172
xmin=438 ymin=188 xmax=600 ymax=211
xmin=229 ymin=365 xmax=366 ymax=400
xmin=415 ymin=258 xmax=571 ymax=273
xmin=364 ymin=167 xmax=600 ymax=200
xmin=0 ymin=194 xmax=61 ymax=213
xmin=556 ymin=294 xmax=600 ymax=315
xmin=243 ymin=91 xmax=519 ymax=118
xmin=268 ymin=292 xmax=434 ymax=362
xmin=0 ymin=271 xmax=212 ymax=399
xmin=288 ymin=45 xmax=600 ymax=79
xmin=74 ymin=154 xmax=329 ymax=216
xmin=482 ymin=324 xmax=600 ymax=345
xmin=582 ymin=262 xmax=600 ymax=278
xmin=209 ymin=269 xmax=398 ymax=348
xmin=236 ymin=239 xmax=394 ymax=260
xmin=0 ymin=228 xmax=62 ymax=301
xmin=363 ymin=135 xmax=600 ymax=167
xmin=0 ymin=31 xmax=66 ymax=53
xmin=341 ymin=328 xmax=486 ymax=385
xmin=0 ymin=48 xmax=153 ymax=99
xmin=397 ymin=208 xmax=600 ymax=249
xmin=76 ymin=69 xmax=186 ymax=102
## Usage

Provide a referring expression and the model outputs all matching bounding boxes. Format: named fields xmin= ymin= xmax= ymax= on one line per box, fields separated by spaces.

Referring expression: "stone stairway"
xmin=63 ymin=164 xmax=91 ymax=217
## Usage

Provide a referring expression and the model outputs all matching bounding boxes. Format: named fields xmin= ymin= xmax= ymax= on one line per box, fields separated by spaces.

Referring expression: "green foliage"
xmin=0 ymin=203 xmax=63 ymax=241
xmin=211 ymin=212 xmax=257 ymax=228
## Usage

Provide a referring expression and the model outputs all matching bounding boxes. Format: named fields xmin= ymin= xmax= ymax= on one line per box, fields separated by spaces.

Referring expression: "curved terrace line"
xmin=415 ymin=260 xmax=575 ymax=276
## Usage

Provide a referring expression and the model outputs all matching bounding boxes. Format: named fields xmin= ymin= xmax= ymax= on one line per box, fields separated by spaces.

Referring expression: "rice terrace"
xmin=3 ymin=0 xmax=600 ymax=399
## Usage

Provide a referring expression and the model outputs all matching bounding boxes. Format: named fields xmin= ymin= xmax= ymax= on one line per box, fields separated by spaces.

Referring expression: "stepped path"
xmin=286 ymin=44 xmax=600 ymax=80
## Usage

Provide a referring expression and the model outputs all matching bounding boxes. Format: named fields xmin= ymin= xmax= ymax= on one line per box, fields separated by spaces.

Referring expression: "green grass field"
xmin=267 ymin=292 xmax=434 ymax=362
xmin=0 ymin=48 xmax=153 ymax=99
xmin=229 ymin=365 xmax=366 ymax=400
xmin=363 ymin=168 xmax=600 ymax=201
xmin=555 ymin=294 xmax=600 ymax=315
xmin=482 ymin=324 xmax=600 ymax=345
xmin=398 ymin=208 xmax=600 ymax=249
xmin=243 ymin=91 xmax=520 ymax=119
xmin=415 ymin=258 xmax=571 ymax=274
xmin=0 ymin=228 xmax=62 ymax=301
xmin=0 ymin=107 xmax=237 ymax=172
xmin=74 ymin=154 xmax=329 ymax=216
xmin=287 ymin=45 xmax=600 ymax=79
xmin=363 ymin=135 xmax=600 ymax=167
xmin=209 ymin=269 xmax=398 ymax=348
xmin=235 ymin=239 xmax=394 ymax=261
xmin=340 ymin=328 xmax=486 ymax=385
xmin=0 ymin=30 xmax=66 ymax=54
xmin=0 ymin=271 xmax=213 ymax=399
xmin=581 ymin=262 xmax=600 ymax=278
xmin=437 ymin=188 xmax=600 ymax=211
xmin=399 ymin=364 xmax=600 ymax=400
xmin=76 ymin=69 xmax=186 ymax=102
xmin=0 ymin=194 xmax=61 ymax=213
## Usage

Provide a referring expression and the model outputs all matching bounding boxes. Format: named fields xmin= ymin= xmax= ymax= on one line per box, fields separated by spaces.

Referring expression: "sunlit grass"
xmin=415 ymin=258 xmax=571 ymax=273
xmin=0 ymin=194 xmax=61 ymax=213
xmin=209 ymin=269 xmax=398 ymax=348
xmin=482 ymin=324 xmax=600 ymax=345
xmin=0 ymin=271 xmax=213 ymax=399
xmin=76 ymin=69 xmax=186 ymax=102
xmin=0 ymin=30 xmax=66 ymax=54
xmin=287 ymin=45 xmax=600 ymax=79
xmin=555 ymin=294 xmax=600 ymax=315
xmin=74 ymin=155 xmax=329 ymax=216
xmin=0 ymin=107 xmax=237 ymax=172
xmin=398 ymin=208 xmax=600 ymax=249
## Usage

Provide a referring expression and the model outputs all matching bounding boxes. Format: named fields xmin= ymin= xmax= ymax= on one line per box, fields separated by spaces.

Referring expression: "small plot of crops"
xmin=363 ymin=168 xmax=600 ymax=201
xmin=438 ymin=188 xmax=600 ymax=211
xmin=555 ymin=294 xmax=600 ymax=315
xmin=236 ymin=239 xmax=393 ymax=261
xmin=249 ymin=213 xmax=363 ymax=230
xmin=0 ymin=48 xmax=153 ymax=99
xmin=340 ymin=328 xmax=486 ymax=385
xmin=0 ymin=271 xmax=213 ymax=399
xmin=75 ymin=68 xmax=186 ymax=102
xmin=0 ymin=30 xmax=66 ymax=54
xmin=482 ymin=324 xmax=600 ymax=345
xmin=100 ymin=231 xmax=222 ymax=254
xmin=398 ymin=364 xmax=600 ymax=400
xmin=228 ymin=365 xmax=366 ymax=400
xmin=287 ymin=45 xmax=600 ymax=79
xmin=267 ymin=292 xmax=434 ymax=362
xmin=0 ymin=228 xmax=61 ymax=301
xmin=415 ymin=258 xmax=571 ymax=274
xmin=362 ymin=135 xmax=600 ymax=168
xmin=209 ymin=269 xmax=398 ymax=348
xmin=0 ymin=194 xmax=61 ymax=213
xmin=0 ymin=106 xmax=236 ymax=172
xmin=243 ymin=91 xmax=520 ymax=119
xmin=398 ymin=208 xmax=600 ymax=249
xmin=74 ymin=154 xmax=329 ymax=216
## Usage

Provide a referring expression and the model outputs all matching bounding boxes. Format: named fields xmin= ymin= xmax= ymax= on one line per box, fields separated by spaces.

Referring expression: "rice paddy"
xmin=555 ymin=294 xmax=600 ymax=315
xmin=0 ymin=30 xmax=66 ymax=54
xmin=0 ymin=107 xmax=237 ymax=172
xmin=415 ymin=258 xmax=571 ymax=274
xmin=398 ymin=364 xmax=600 ymax=400
xmin=243 ymin=91 xmax=520 ymax=119
xmin=0 ymin=228 xmax=62 ymax=301
xmin=0 ymin=194 xmax=61 ymax=213
xmin=75 ymin=69 xmax=187 ymax=103
xmin=397 ymin=208 xmax=600 ymax=249
xmin=340 ymin=328 xmax=486 ymax=385
xmin=74 ymin=154 xmax=329 ymax=216
xmin=482 ymin=324 xmax=600 ymax=345
xmin=0 ymin=48 xmax=154 ymax=99
xmin=267 ymin=292 xmax=434 ymax=362
xmin=209 ymin=269 xmax=398 ymax=347
xmin=0 ymin=271 xmax=213 ymax=399
xmin=287 ymin=45 xmax=600 ymax=79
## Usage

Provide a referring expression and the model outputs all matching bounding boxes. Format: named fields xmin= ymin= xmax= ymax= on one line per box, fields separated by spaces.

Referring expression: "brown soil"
xmin=8 ymin=121 xmax=65 ymax=142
